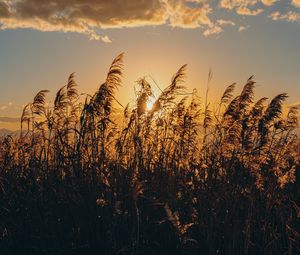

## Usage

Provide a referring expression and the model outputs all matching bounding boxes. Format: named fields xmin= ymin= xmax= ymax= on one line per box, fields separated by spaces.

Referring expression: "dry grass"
xmin=0 ymin=54 xmax=299 ymax=255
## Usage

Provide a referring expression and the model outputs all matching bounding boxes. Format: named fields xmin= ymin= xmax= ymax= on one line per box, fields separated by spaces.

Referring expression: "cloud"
xmin=270 ymin=11 xmax=300 ymax=22
xmin=0 ymin=0 xmax=299 ymax=40
xmin=292 ymin=0 xmax=300 ymax=8
xmin=0 ymin=102 xmax=20 ymax=113
xmin=238 ymin=25 xmax=248 ymax=31
xmin=0 ymin=0 xmax=168 ymax=42
xmin=101 ymin=35 xmax=112 ymax=43
xmin=236 ymin=7 xmax=263 ymax=15
xmin=261 ymin=0 xmax=277 ymax=6
xmin=203 ymin=25 xmax=223 ymax=37
xmin=0 ymin=0 xmax=215 ymax=40
xmin=166 ymin=0 xmax=212 ymax=28
xmin=201 ymin=19 xmax=235 ymax=37
xmin=217 ymin=19 xmax=235 ymax=26
xmin=220 ymin=0 xmax=276 ymax=9
xmin=219 ymin=0 xmax=273 ymax=15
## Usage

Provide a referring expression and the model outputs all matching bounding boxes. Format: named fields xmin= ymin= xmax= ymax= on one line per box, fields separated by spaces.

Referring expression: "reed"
xmin=0 ymin=54 xmax=299 ymax=255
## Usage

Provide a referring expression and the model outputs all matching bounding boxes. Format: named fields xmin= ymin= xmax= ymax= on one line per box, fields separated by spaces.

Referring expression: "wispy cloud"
xmin=203 ymin=25 xmax=223 ymax=37
xmin=238 ymin=25 xmax=248 ymax=32
xmin=217 ymin=19 xmax=235 ymax=26
xmin=0 ymin=117 xmax=20 ymax=123
xmin=0 ymin=102 xmax=22 ymax=113
xmin=269 ymin=11 xmax=300 ymax=22
xmin=202 ymin=19 xmax=235 ymax=37
xmin=219 ymin=0 xmax=265 ymax=15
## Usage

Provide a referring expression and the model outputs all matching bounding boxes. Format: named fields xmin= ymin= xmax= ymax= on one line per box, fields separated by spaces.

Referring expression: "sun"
xmin=146 ymin=97 xmax=155 ymax=111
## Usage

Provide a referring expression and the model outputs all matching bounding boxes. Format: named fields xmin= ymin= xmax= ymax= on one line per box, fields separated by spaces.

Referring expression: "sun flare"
xmin=146 ymin=97 xmax=155 ymax=111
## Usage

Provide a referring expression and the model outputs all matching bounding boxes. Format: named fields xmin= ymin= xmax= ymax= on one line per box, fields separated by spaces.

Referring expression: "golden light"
xmin=146 ymin=97 xmax=155 ymax=111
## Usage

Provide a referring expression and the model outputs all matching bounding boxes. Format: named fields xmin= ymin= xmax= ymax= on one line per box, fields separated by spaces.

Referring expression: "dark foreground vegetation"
xmin=0 ymin=54 xmax=299 ymax=255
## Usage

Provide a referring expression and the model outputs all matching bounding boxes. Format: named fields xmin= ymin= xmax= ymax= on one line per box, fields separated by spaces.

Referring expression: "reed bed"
xmin=0 ymin=54 xmax=299 ymax=255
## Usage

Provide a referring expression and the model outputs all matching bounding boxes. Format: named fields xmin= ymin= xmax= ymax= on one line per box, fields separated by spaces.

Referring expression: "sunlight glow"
xmin=146 ymin=97 xmax=155 ymax=111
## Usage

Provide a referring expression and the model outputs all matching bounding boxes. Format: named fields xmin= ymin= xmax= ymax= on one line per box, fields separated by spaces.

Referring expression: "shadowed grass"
xmin=0 ymin=54 xmax=299 ymax=255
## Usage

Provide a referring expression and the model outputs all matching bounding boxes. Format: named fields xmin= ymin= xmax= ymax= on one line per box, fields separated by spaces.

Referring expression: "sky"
xmin=0 ymin=0 xmax=299 ymax=130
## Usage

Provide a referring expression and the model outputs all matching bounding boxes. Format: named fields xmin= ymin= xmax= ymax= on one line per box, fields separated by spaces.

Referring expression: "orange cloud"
xmin=0 ymin=0 xmax=215 ymax=40
xmin=219 ymin=0 xmax=273 ymax=15
xmin=203 ymin=25 xmax=223 ymax=37
xmin=292 ymin=0 xmax=300 ymax=7
xmin=166 ymin=0 xmax=212 ymax=28
xmin=236 ymin=7 xmax=263 ymax=15
xmin=270 ymin=11 xmax=300 ymax=22
xmin=261 ymin=0 xmax=277 ymax=6
xmin=0 ymin=0 xmax=299 ymax=40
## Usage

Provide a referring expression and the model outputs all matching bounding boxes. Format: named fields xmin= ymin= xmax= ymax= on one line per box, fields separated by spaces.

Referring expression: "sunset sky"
xmin=0 ymin=0 xmax=299 ymax=130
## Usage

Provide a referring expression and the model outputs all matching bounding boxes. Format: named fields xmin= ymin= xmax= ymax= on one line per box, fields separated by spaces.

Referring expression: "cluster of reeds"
xmin=0 ymin=54 xmax=299 ymax=255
